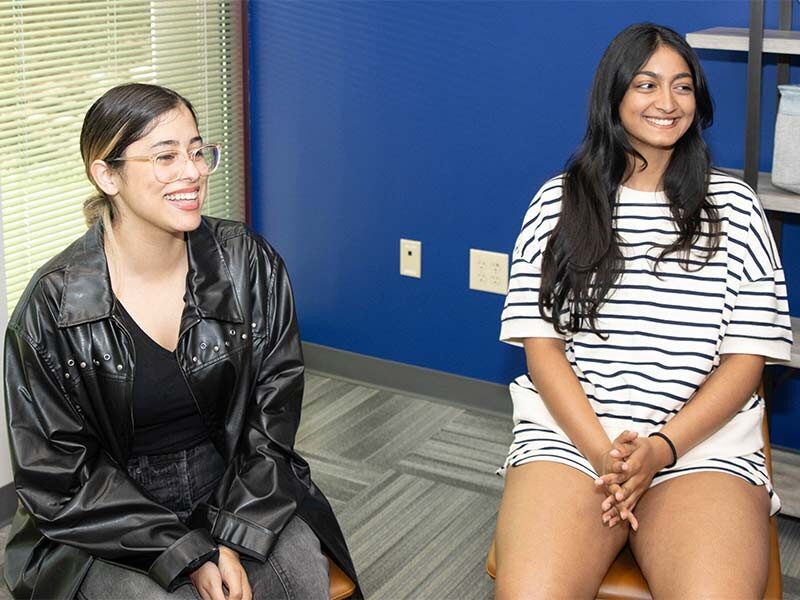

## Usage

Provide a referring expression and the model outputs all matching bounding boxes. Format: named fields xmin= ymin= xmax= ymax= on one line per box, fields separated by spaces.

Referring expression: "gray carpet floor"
xmin=1 ymin=371 xmax=799 ymax=598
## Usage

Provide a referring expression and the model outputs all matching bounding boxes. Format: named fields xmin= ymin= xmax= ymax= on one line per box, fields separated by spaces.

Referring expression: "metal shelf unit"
xmin=688 ymin=1 xmax=798 ymax=370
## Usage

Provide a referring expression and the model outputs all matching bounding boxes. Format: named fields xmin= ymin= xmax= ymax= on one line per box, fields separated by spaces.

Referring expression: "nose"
xmin=180 ymin=153 xmax=202 ymax=181
xmin=654 ymin=86 xmax=678 ymax=113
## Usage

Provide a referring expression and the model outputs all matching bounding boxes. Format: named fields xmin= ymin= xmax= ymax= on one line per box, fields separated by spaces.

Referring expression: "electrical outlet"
xmin=469 ymin=249 xmax=508 ymax=295
xmin=400 ymin=239 xmax=422 ymax=278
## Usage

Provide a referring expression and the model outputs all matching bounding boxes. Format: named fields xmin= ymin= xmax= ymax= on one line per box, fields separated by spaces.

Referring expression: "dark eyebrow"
xmin=149 ymin=135 xmax=203 ymax=150
xmin=635 ymin=70 xmax=693 ymax=83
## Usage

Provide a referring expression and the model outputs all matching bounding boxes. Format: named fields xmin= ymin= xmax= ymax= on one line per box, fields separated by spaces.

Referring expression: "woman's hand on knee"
xmin=190 ymin=561 xmax=227 ymax=600
xmin=216 ymin=546 xmax=252 ymax=600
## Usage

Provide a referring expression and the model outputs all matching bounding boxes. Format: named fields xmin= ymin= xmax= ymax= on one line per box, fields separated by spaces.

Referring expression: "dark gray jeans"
xmin=76 ymin=440 xmax=329 ymax=599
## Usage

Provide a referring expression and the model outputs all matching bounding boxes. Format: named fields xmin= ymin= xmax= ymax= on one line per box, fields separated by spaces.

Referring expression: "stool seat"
xmin=328 ymin=557 xmax=357 ymax=600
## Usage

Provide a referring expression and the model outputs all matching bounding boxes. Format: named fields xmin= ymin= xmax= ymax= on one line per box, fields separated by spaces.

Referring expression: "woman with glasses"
xmin=494 ymin=24 xmax=791 ymax=598
xmin=3 ymin=83 xmax=359 ymax=600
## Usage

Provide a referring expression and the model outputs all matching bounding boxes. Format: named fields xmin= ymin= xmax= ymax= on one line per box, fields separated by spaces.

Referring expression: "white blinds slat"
xmin=0 ymin=0 xmax=245 ymax=311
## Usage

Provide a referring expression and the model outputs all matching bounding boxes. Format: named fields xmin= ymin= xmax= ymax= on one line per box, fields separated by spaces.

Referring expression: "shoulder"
xmin=707 ymin=169 xmax=763 ymax=217
xmin=529 ymin=174 xmax=565 ymax=211
xmin=203 ymin=217 xmax=281 ymax=259
xmin=8 ymin=231 xmax=95 ymax=337
xmin=518 ymin=174 xmax=564 ymax=233
xmin=511 ymin=174 xmax=564 ymax=259
xmin=200 ymin=217 xmax=287 ymax=283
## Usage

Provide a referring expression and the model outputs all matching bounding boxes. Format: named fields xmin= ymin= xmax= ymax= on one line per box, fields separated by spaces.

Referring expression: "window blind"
xmin=0 ymin=0 xmax=246 ymax=310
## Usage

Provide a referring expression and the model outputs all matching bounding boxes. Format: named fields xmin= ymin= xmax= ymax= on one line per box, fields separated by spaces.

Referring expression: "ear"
xmin=90 ymin=160 xmax=120 ymax=197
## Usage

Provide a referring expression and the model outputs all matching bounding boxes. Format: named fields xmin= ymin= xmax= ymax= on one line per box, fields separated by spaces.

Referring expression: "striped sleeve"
xmin=500 ymin=178 xmax=565 ymax=346
xmin=719 ymin=197 xmax=793 ymax=361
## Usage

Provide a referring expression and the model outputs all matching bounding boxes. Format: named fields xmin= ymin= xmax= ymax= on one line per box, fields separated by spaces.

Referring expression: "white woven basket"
xmin=772 ymin=84 xmax=800 ymax=194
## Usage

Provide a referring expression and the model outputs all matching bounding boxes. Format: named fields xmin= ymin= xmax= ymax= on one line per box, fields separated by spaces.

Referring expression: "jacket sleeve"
xmin=4 ymin=326 xmax=219 ymax=591
xmin=196 ymin=251 xmax=309 ymax=561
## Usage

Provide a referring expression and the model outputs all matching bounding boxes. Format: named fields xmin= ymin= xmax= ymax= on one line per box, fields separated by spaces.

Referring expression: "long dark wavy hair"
xmin=540 ymin=23 xmax=719 ymax=335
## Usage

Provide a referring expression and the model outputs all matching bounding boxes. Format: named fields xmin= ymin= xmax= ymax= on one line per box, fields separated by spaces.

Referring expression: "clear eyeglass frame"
xmin=107 ymin=143 xmax=222 ymax=184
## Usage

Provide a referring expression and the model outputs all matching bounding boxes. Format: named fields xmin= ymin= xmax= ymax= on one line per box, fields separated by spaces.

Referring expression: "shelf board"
xmin=791 ymin=317 xmax=800 ymax=369
xmin=687 ymin=27 xmax=800 ymax=55
xmin=720 ymin=168 xmax=800 ymax=214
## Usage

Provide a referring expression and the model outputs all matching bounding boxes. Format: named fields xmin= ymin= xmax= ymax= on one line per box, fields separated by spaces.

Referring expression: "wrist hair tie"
xmin=648 ymin=431 xmax=678 ymax=469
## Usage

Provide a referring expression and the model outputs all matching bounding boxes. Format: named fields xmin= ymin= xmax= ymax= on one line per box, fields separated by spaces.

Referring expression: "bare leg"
xmin=630 ymin=472 xmax=770 ymax=599
xmin=494 ymin=461 xmax=629 ymax=600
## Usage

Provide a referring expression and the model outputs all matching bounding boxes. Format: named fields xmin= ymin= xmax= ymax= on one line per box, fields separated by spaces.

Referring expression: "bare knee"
xmin=495 ymin=573 xmax=585 ymax=600
xmin=495 ymin=557 xmax=601 ymax=600
xmin=656 ymin=577 xmax=766 ymax=600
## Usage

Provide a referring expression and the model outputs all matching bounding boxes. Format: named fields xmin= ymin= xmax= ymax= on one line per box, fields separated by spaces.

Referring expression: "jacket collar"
xmin=58 ymin=218 xmax=244 ymax=328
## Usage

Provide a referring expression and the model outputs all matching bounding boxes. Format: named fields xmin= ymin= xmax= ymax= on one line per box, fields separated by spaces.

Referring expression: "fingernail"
xmin=610 ymin=449 xmax=620 ymax=457
xmin=594 ymin=478 xmax=603 ymax=486
xmin=622 ymin=463 xmax=628 ymax=471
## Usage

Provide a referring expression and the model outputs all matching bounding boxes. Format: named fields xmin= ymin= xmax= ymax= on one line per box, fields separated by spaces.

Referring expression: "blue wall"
xmin=248 ymin=1 xmax=800 ymax=445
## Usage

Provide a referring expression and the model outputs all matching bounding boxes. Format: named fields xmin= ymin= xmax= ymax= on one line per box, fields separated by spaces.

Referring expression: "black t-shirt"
xmin=117 ymin=302 xmax=209 ymax=456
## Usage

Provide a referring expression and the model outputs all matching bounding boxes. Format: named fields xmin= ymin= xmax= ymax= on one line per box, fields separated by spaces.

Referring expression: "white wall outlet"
xmin=400 ymin=238 xmax=422 ymax=278
xmin=470 ymin=248 xmax=508 ymax=295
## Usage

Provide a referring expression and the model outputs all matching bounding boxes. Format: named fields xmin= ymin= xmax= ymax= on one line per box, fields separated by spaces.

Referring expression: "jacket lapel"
xmin=57 ymin=218 xmax=244 ymax=329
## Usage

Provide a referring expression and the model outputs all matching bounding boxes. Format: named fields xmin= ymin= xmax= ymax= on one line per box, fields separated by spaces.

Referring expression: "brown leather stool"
xmin=328 ymin=557 xmax=357 ymax=600
xmin=486 ymin=411 xmax=782 ymax=599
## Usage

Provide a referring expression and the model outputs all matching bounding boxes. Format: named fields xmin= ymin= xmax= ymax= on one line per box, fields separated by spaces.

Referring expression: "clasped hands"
xmin=593 ymin=430 xmax=672 ymax=532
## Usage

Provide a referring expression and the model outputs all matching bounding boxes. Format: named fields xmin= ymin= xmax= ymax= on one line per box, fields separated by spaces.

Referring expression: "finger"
xmin=595 ymin=473 xmax=628 ymax=488
xmin=603 ymin=459 xmax=628 ymax=474
xmin=242 ymin=570 xmax=253 ymax=600
xmin=614 ymin=430 xmax=638 ymax=444
xmin=595 ymin=475 xmax=619 ymax=490
xmin=610 ymin=445 xmax=631 ymax=459
xmin=619 ymin=505 xmax=640 ymax=531
xmin=206 ymin=582 xmax=227 ymax=600
xmin=222 ymin=568 xmax=243 ymax=600
xmin=611 ymin=437 xmax=637 ymax=454
xmin=601 ymin=493 xmax=616 ymax=512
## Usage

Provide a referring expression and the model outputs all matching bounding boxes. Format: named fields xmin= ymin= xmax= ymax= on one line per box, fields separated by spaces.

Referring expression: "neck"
xmin=105 ymin=221 xmax=188 ymax=294
xmin=623 ymin=147 xmax=672 ymax=192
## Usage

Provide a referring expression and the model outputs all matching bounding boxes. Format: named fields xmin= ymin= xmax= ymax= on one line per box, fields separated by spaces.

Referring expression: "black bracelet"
xmin=648 ymin=431 xmax=678 ymax=469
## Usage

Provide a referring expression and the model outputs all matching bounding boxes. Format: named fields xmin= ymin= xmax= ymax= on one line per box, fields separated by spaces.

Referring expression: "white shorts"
xmin=498 ymin=420 xmax=781 ymax=516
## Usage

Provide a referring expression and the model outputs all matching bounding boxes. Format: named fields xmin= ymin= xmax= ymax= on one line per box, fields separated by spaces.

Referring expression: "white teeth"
xmin=164 ymin=192 xmax=198 ymax=201
xmin=645 ymin=117 xmax=676 ymax=126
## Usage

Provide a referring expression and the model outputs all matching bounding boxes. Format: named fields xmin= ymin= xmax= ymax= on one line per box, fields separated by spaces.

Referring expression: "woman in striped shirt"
xmin=494 ymin=23 xmax=792 ymax=599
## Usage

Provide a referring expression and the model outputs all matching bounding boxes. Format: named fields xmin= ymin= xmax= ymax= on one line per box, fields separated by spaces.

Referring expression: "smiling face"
xmin=618 ymin=44 xmax=696 ymax=163
xmin=109 ymin=105 xmax=207 ymax=240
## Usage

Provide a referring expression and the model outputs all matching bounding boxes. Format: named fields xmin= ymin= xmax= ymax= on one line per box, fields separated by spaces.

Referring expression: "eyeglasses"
xmin=107 ymin=143 xmax=222 ymax=184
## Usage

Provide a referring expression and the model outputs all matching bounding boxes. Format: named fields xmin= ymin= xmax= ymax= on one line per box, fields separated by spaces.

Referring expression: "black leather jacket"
xmin=3 ymin=217 xmax=360 ymax=599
